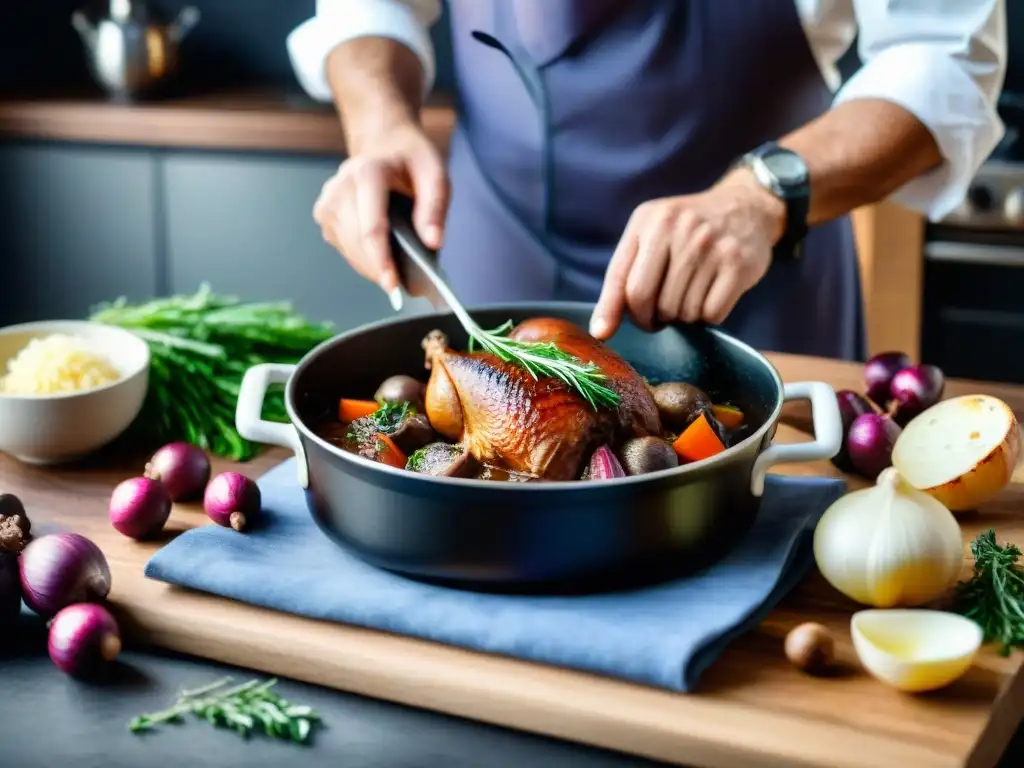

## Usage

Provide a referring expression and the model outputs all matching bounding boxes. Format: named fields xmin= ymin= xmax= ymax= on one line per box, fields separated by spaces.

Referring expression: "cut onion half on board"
xmin=892 ymin=394 xmax=1020 ymax=512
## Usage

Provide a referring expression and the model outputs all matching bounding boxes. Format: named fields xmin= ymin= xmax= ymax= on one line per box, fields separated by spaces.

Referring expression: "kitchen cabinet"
xmin=0 ymin=142 xmax=159 ymax=325
xmin=161 ymin=151 xmax=430 ymax=330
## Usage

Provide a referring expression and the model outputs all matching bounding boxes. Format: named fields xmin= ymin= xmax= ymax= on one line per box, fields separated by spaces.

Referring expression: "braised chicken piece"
xmin=421 ymin=318 xmax=661 ymax=480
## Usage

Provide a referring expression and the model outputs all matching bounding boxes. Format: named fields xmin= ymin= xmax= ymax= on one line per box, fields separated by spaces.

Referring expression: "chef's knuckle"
xmin=717 ymin=238 xmax=742 ymax=265
xmin=674 ymin=208 xmax=699 ymax=233
xmin=625 ymin=277 xmax=654 ymax=308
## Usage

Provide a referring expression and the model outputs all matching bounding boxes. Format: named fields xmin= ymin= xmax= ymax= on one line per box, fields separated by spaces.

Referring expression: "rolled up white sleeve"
xmin=286 ymin=0 xmax=442 ymax=103
xmin=835 ymin=0 xmax=1007 ymax=220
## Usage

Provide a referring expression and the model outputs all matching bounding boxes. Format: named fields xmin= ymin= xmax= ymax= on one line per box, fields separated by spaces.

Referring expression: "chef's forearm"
xmin=779 ymin=98 xmax=944 ymax=225
xmin=326 ymin=37 xmax=426 ymax=152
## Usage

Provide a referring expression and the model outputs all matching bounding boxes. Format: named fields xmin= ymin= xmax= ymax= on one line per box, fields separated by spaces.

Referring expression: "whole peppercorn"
xmin=0 ymin=494 xmax=31 ymax=554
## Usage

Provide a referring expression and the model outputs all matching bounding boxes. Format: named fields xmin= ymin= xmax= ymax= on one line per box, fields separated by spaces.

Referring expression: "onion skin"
xmin=19 ymin=533 xmax=111 ymax=617
xmin=847 ymin=413 xmax=901 ymax=480
xmin=204 ymin=472 xmax=261 ymax=532
xmin=832 ymin=390 xmax=875 ymax=472
xmin=0 ymin=551 xmax=21 ymax=623
xmin=109 ymin=477 xmax=172 ymax=540
xmin=48 ymin=603 xmax=121 ymax=678
xmin=144 ymin=442 xmax=211 ymax=502
xmin=864 ymin=352 xmax=911 ymax=407
xmin=889 ymin=364 xmax=945 ymax=425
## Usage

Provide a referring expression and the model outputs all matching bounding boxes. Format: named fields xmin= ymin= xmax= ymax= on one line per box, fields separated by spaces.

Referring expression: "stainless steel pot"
xmin=236 ymin=306 xmax=841 ymax=590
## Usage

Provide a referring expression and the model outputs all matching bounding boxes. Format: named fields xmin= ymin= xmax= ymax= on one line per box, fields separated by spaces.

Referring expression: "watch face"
xmin=764 ymin=150 xmax=807 ymax=186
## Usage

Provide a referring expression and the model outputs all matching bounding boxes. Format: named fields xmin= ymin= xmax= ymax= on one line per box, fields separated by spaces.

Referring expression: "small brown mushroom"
xmin=389 ymin=412 xmax=435 ymax=453
xmin=619 ymin=437 xmax=679 ymax=476
xmin=375 ymin=375 xmax=426 ymax=409
xmin=651 ymin=382 xmax=712 ymax=431
xmin=407 ymin=442 xmax=478 ymax=478
xmin=0 ymin=493 xmax=31 ymax=554
xmin=784 ymin=622 xmax=835 ymax=675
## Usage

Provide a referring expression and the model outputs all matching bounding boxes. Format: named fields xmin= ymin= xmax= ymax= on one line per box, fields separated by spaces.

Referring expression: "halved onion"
xmin=892 ymin=394 xmax=1020 ymax=512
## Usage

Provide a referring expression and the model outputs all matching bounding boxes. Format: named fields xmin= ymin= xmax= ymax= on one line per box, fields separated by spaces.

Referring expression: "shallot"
xmin=144 ymin=442 xmax=211 ymax=502
xmin=585 ymin=445 xmax=627 ymax=480
xmin=48 ymin=603 xmax=121 ymax=677
xmin=19 ymin=533 xmax=111 ymax=617
xmin=864 ymin=351 xmax=911 ymax=408
xmin=888 ymin=364 xmax=945 ymax=425
xmin=204 ymin=472 xmax=261 ymax=531
xmin=109 ymin=477 xmax=172 ymax=540
xmin=847 ymin=413 xmax=901 ymax=480
xmin=832 ymin=390 xmax=875 ymax=472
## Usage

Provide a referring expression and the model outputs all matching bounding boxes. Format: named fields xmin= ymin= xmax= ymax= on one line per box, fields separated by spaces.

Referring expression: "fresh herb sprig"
xmin=467 ymin=321 xmax=620 ymax=410
xmin=90 ymin=284 xmax=335 ymax=461
xmin=129 ymin=677 xmax=321 ymax=743
xmin=954 ymin=529 xmax=1024 ymax=656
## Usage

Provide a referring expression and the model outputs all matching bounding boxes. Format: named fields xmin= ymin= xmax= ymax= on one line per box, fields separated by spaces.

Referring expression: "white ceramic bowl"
xmin=851 ymin=609 xmax=983 ymax=693
xmin=0 ymin=320 xmax=150 ymax=464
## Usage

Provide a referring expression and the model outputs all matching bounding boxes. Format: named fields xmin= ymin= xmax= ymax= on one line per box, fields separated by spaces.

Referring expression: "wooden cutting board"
xmin=4 ymin=353 xmax=1024 ymax=768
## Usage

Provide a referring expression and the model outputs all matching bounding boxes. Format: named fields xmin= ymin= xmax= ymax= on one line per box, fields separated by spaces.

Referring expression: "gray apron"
xmin=437 ymin=0 xmax=865 ymax=360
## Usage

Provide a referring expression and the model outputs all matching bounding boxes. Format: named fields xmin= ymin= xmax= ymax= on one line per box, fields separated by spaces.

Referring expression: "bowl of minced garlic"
xmin=0 ymin=321 xmax=149 ymax=464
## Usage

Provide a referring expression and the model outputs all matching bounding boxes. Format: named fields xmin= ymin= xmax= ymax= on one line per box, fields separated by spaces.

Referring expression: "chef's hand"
xmin=313 ymin=121 xmax=449 ymax=307
xmin=589 ymin=169 xmax=786 ymax=340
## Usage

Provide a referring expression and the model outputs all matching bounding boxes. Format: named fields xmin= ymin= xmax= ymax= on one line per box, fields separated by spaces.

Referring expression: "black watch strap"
xmin=740 ymin=143 xmax=810 ymax=262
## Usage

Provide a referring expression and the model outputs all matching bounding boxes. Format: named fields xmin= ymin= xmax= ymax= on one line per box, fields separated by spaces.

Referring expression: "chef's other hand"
xmin=590 ymin=169 xmax=785 ymax=340
xmin=313 ymin=122 xmax=449 ymax=308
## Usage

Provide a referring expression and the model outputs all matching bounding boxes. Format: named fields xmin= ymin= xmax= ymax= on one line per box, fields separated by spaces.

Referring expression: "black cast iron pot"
xmin=236 ymin=305 xmax=842 ymax=592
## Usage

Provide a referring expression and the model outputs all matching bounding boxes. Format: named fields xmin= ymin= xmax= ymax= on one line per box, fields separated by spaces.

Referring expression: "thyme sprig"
xmin=129 ymin=676 xmax=321 ymax=744
xmin=954 ymin=529 xmax=1024 ymax=656
xmin=468 ymin=321 xmax=620 ymax=410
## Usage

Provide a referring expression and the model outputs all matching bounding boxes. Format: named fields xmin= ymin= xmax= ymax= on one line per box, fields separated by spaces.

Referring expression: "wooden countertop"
xmin=1 ymin=352 xmax=1022 ymax=767
xmin=0 ymin=89 xmax=456 ymax=155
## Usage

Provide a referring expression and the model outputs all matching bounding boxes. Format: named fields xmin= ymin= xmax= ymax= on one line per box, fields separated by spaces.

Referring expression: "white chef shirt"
xmin=287 ymin=0 xmax=1007 ymax=221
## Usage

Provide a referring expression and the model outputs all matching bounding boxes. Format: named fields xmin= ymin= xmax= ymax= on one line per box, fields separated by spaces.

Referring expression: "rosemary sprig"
xmin=128 ymin=676 xmax=321 ymax=744
xmin=953 ymin=529 xmax=1024 ymax=656
xmin=467 ymin=321 xmax=620 ymax=410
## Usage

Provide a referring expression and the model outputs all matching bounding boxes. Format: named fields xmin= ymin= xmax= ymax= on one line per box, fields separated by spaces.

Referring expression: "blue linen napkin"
xmin=145 ymin=460 xmax=844 ymax=692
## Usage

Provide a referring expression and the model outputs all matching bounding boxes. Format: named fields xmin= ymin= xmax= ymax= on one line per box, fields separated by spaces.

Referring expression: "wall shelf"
xmin=0 ymin=89 xmax=456 ymax=156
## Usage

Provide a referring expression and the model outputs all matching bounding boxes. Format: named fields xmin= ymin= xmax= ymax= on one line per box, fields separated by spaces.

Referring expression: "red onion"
xmin=203 ymin=472 xmax=261 ymax=532
xmin=144 ymin=442 xmax=211 ymax=502
xmin=1 ymin=551 xmax=20 ymax=623
xmin=889 ymin=364 xmax=945 ymax=425
xmin=847 ymin=413 xmax=902 ymax=480
xmin=586 ymin=445 xmax=627 ymax=480
xmin=109 ymin=477 xmax=172 ymax=540
xmin=864 ymin=351 xmax=911 ymax=407
xmin=19 ymin=533 xmax=111 ymax=617
xmin=832 ymin=390 xmax=875 ymax=472
xmin=48 ymin=603 xmax=121 ymax=677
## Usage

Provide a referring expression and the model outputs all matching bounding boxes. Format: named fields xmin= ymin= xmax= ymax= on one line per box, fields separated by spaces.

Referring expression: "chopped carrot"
xmin=339 ymin=398 xmax=379 ymax=423
xmin=374 ymin=433 xmax=407 ymax=469
xmin=711 ymin=404 xmax=745 ymax=430
xmin=672 ymin=411 xmax=726 ymax=462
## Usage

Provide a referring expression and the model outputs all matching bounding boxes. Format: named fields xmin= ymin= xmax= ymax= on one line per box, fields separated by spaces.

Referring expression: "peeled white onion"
xmin=892 ymin=394 xmax=1020 ymax=512
xmin=813 ymin=468 xmax=964 ymax=608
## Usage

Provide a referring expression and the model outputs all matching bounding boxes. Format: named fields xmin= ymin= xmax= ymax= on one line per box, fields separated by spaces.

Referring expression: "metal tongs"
xmin=386 ymin=193 xmax=489 ymax=340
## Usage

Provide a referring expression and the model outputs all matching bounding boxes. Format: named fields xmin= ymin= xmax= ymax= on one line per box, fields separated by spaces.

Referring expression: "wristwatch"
xmin=737 ymin=142 xmax=810 ymax=261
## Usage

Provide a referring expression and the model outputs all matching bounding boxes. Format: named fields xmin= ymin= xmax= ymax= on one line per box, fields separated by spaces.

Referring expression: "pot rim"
xmin=284 ymin=301 xmax=785 ymax=491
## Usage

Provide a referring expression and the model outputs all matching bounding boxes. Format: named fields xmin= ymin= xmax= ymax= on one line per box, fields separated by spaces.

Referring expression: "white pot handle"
xmin=235 ymin=363 xmax=309 ymax=489
xmin=750 ymin=381 xmax=842 ymax=497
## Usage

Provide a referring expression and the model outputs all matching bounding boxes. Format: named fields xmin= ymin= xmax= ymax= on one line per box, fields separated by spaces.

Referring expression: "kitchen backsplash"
xmin=0 ymin=0 xmax=455 ymax=93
